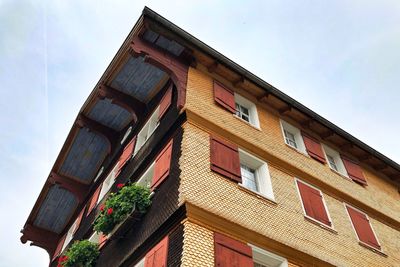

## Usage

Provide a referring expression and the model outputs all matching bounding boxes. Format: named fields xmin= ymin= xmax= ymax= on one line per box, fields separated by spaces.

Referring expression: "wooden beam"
xmin=278 ymin=106 xmax=292 ymax=115
xmin=320 ymin=130 xmax=335 ymax=139
xmin=98 ymin=84 xmax=146 ymax=120
xmin=374 ymin=164 xmax=388 ymax=171
xmin=207 ymin=61 xmax=219 ymax=73
xmin=76 ymin=114 xmax=118 ymax=154
xmin=48 ymin=172 xmax=90 ymax=203
xmin=301 ymin=119 xmax=314 ymax=129
xmin=232 ymin=76 xmax=244 ymax=88
xmin=20 ymin=224 xmax=59 ymax=257
xmin=339 ymin=142 xmax=353 ymax=152
xmin=257 ymin=92 xmax=270 ymax=102
xmin=358 ymin=154 xmax=372 ymax=162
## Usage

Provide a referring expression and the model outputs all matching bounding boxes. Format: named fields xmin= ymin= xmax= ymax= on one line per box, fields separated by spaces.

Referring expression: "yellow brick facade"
xmin=177 ymin=66 xmax=400 ymax=266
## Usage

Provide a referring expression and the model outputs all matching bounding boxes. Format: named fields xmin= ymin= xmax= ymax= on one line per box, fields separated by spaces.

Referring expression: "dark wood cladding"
xmin=166 ymin=224 xmax=184 ymax=267
xmin=95 ymin=127 xmax=184 ymax=267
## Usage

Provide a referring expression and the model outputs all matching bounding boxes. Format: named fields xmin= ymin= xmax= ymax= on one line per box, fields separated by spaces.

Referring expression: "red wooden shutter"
xmin=214 ymin=81 xmax=236 ymax=113
xmin=301 ymin=132 xmax=326 ymax=163
xmin=87 ymin=185 xmax=102 ymax=215
xmin=144 ymin=236 xmax=169 ymax=267
xmin=210 ymin=136 xmax=241 ymax=183
xmin=151 ymin=140 xmax=173 ymax=190
xmin=346 ymin=206 xmax=380 ymax=249
xmin=52 ymin=234 xmax=67 ymax=260
xmin=99 ymin=233 xmax=108 ymax=249
xmin=214 ymin=232 xmax=253 ymax=267
xmin=296 ymin=180 xmax=331 ymax=226
xmin=116 ymin=137 xmax=136 ymax=175
xmin=73 ymin=208 xmax=85 ymax=234
xmin=341 ymin=156 xmax=367 ymax=185
xmin=158 ymin=85 xmax=173 ymax=120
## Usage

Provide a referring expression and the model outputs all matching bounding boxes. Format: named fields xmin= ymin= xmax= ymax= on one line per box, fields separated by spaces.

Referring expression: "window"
xmin=88 ymin=232 xmax=107 ymax=248
xmin=239 ymin=149 xmax=275 ymax=201
xmin=133 ymin=258 xmax=145 ymax=267
xmin=250 ymin=245 xmax=288 ymax=267
xmin=234 ymin=94 xmax=260 ymax=128
xmin=136 ymin=163 xmax=155 ymax=188
xmin=345 ymin=204 xmax=381 ymax=251
xmin=284 ymin=129 xmax=297 ymax=148
xmin=97 ymin=164 xmax=119 ymax=204
xmin=295 ymin=179 xmax=332 ymax=227
xmin=322 ymin=144 xmax=348 ymax=177
xmin=134 ymin=107 xmax=160 ymax=156
xmin=280 ymin=120 xmax=306 ymax=153
xmin=120 ymin=126 xmax=132 ymax=144
xmin=61 ymin=219 xmax=78 ymax=252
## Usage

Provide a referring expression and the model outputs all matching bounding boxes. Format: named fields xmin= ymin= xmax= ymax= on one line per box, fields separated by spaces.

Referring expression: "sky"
xmin=0 ymin=0 xmax=399 ymax=266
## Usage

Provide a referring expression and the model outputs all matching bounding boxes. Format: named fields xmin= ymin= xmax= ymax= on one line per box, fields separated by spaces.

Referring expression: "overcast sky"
xmin=1 ymin=0 xmax=399 ymax=266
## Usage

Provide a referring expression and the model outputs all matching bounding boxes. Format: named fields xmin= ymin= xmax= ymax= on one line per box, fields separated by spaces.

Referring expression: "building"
xmin=21 ymin=7 xmax=400 ymax=267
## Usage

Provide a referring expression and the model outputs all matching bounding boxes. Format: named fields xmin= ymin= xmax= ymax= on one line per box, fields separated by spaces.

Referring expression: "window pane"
xmin=327 ymin=155 xmax=338 ymax=171
xmin=241 ymin=165 xmax=258 ymax=191
xmin=284 ymin=130 xmax=297 ymax=148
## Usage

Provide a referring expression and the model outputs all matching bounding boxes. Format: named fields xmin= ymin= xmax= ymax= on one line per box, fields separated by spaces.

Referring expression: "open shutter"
xmin=87 ymin=185 xmax=102 ymax=215
xmin=144 ymin=236 xmax=169 ymax=267
xmin=214 ymin=232 xmax=253 ymax=267
xmin=214 ymin=81 xmax=236 ymax=113
xmin=52 ymin=234 xmax=67 ymax=260
xmin=151 ymin=140 xmax=173 ymax=190
xmin=158 ymin=85 xmax=173 ymax=120
xmin=346 ymin=206 xmax=380 ymax=249
xmin=297 ymin=180 xmax=331 ymax=226
xmin=341 ymin=156 xmax=367 ymax=185
xmin=301 ymin=132 xmax=326 ymax=163
xmin=117 ymin=137 xmax=136 ymax=175
xmin=210 ymin=136 xmax=241 ymax=183
xmin=73 ymin=208 xmax=85 ymax=234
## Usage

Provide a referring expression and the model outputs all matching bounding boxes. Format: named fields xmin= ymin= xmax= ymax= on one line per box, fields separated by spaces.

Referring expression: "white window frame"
xmin=133 ymin=258 xmax=145 ymax=267
xmin=322 ymin=144 xmax=349 ymax=178
xmin=249 ymin=244 xmax=288 ymax=267
xmin=97 ymin=164 xmax=119 ymax=204
xmin=294 ymin=178 xmax=334 ymax=229
xmin=238 ymin=149 xmax=275 ymax=201
xmin=88 ymin=232 xmax=101 ymax=244
xmin=136 ymin=162 xmax=155 ymax=188
xmin=120 ymin=126 xmax=133 ymax=144
xmin=280 ymin=120 xmax=306 ymax=154
xmin=344 ymin=203 xmax=383 ymax=252
xmin=234 ymin=93 xmax=260 ymax=128
xmin=61 ymin=218 xmax=79 ymax=252
xmin=134 ymin=107 xmax=160 ymax=156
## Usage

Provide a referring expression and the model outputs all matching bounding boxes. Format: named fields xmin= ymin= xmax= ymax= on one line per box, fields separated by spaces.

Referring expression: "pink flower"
xmin=117 ymin=183 xmax=125 ymax=189
xmin=107 ymin=208 xmax=113 ymax=215
xmin=99 ymin=204 xmax=105 ymax=212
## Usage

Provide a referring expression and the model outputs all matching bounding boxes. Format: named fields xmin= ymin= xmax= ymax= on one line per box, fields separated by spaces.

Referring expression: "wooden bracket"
xmin=130 ymin=36 xmax=188 ymax=110
xmin=20 ymin=224 xmax=59 ymax=258
xmin=320 ymin=130 xmax=335 ymax=139
xmin=48 ymin=172 xmax=89 ymax=203
xmin=257 ymin=92 xmax=270 ymax=102
xmin=76 ymin=114 xmax=118 ymax=154
xmin=232 ymin=76 xmax=245 ymax=88
xmin=98 ymin=84 xmax=146 ymax=121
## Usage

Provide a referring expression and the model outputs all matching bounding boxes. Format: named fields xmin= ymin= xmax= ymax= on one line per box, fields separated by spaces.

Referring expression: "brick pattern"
xmin=185 ymin=66 xmax=400 ymax=224
xmin=181 ymin=221 xmax=214 ymax=267
xmin=179 ymin=123 xmax=400 ymax=266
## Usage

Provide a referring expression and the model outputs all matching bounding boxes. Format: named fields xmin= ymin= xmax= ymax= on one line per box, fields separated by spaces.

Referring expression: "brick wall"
xmin=179 ymin=120 xmax=400 ymax=265
xmin=184 ymin=66 xmax=400 ymax=225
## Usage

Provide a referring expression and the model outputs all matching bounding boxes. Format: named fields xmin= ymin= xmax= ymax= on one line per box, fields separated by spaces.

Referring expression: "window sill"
xmin=233 ymin=114 xmax=261 ymax=131
xmin=304 ymin=216 xmax=337 ymax=234
xmin=238 ymin=184 xmax=277 ymax=205
xmin=358 ymin=241 xmax=387 ymax=257
xmin=329 ymin=168 xmax=352 ymax=182
xmin=284 ymin=143 xmax=309 ymax=158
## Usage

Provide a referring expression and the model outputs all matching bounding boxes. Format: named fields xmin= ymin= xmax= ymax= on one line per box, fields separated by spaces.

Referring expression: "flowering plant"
xmin=58 ymin=240 xmax=99 ymax=267
xmin=93 ymin=183 xmax=151 ymax=235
